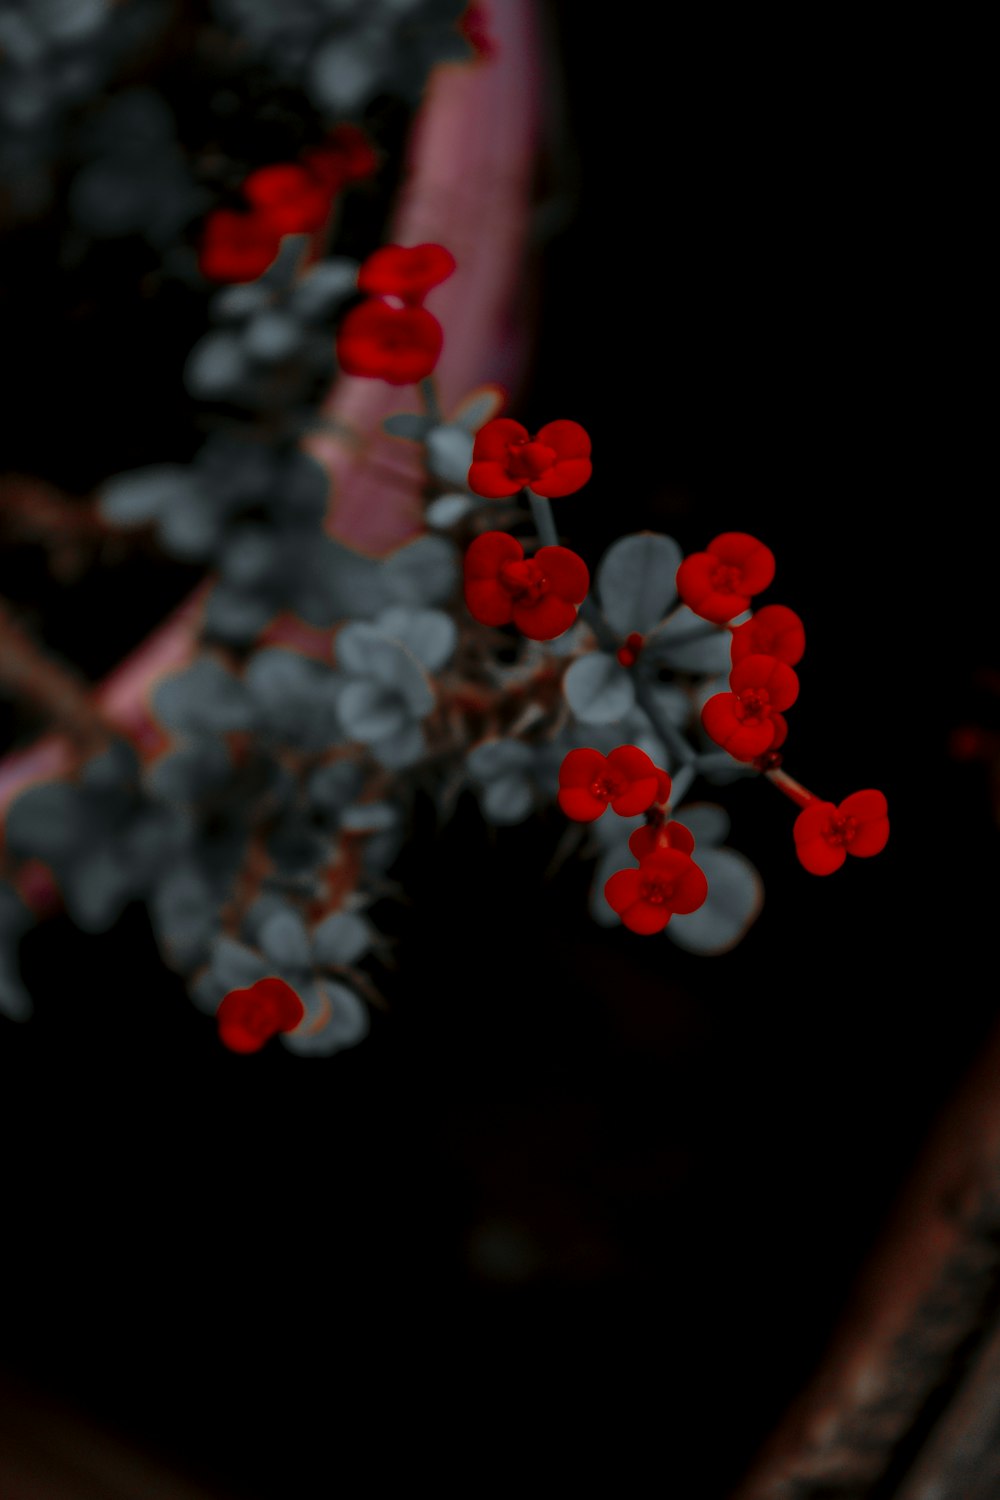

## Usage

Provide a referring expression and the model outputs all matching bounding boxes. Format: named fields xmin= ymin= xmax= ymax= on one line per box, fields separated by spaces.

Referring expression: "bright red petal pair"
xmin=464 ymin=531 xmax=589 ymax=640
xmin=794 ymin=790 xmax=889 ymax=875
xmin=730 ymin=604 xmax=805 ymax=667
xmin=217 ymin=977 xmax=304 ymax=1054
xmin=468 ymin=418 xmax=592 ymax=499
xmin=357 ymin=243 xmax=456 ymax=304
xmin=676 ymin=532 xmax=776 ymax=624
xmin=337 ymin=300 xmax=444 ymax=385
xmin=558 ymin=747 xmax=670 ymax=822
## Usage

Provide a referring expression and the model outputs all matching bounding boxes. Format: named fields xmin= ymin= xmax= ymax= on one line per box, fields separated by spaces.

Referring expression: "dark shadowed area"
xmin=0 ymin=5 xmax=992 ymax=1496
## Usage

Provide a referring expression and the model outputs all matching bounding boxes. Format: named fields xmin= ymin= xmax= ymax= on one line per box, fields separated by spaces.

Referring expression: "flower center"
xmin=825 ymin=813 xmax=859 ymax=847
xmin=712 ymin=563 xmax=743 ymax=592
xmin=589 ymin=771 xmax=625 ymax=804
xmin=640 ymin=874 xmax=676 ymax=906
xmin=499 ymin=558 xmax=548 ymax=603
xmin=506 ymin=439 xmax=557 ymax=480
xmin=737 ymin=688 xmax=770 ymax=719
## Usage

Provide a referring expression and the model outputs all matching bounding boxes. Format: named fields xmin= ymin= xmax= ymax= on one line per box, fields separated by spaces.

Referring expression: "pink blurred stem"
xmin=0 ymin=0 xmax=544 ymax=912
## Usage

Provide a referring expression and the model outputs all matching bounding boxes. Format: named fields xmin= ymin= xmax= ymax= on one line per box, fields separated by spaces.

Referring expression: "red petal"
xmin=848 ymin=818 xmax=890 ymax=858
xmin=558 ymin=787 xmax=606 ymax=822
xmin=708 ymin=532 xmax=776 ymax=594
xmin=529 ymin=459 xmax=593 ymax=498
xmin=467 ymin=461 xmax=522 ymax=498
xmin=473 ymin=417 xmax=530 ymax=461
xmin=604 ymin=868 xmax=642 ymax=916
xmin=671 ymin=858 xmax=709 ymax=914
xmin=464 ymin=530 xmax=523 ymax=579
xmin=621 ymin=901 xmax=671 ymax=935
xmin=358 ymin=243 xmax=456 ymax=302
xmin=607 ymin=745 xmax=656 ymax=780
xmin=730 ymin=654 xmax=799 ymax=711
xmin=465 ymin=579 xmax=514 ymax=626
xmin=535 ymin=545 xmax=589 ymax=603
xmin=534 ymin=420 xmax=591 ymax=459
xmin=513 ymin=594 xmax=577 ymax=641
xmin=611 ymin=776 xmax=660 ymax=816
xmin=655 ymin=769 xmax=672 ymax=803
xmin=793 ymin=801 xmax=838 ymax=846
xmin=796 ymin=838 xmax=847 ymax=875
xmin=559 ymin=748 xmax=608 ymax=788
xmin=255 ymin=976 xmax=305 ymax=1031
xmin=665 ymin=821 xmax=696 ymax=854
xmin=731 ymin=605 xmax=806 ymax=667
xmin=768 ymin=712 xmax=789 ymax=750
xmin=839 ymin=789 xmax=888 ymax=824
xmin=628 ymin=827 xmax=660 ymax=860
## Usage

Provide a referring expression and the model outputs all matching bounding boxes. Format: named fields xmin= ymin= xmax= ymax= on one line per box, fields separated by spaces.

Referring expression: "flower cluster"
xmin=793 ymin=791 xmax=890 ymax=875
xmin=336 ymin=242 xmax=455 ymax=384
xmin=200 ymin=126 xmax=376 ymax=283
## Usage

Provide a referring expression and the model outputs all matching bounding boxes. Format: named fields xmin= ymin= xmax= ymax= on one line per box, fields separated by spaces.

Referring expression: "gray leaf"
xmin=666 ymin=848 xmax=764 ymax=954
xmin=338 ymin=680 xmax=411 ymax=742
xmin=466 ymin=738 xmax=535 ymax=781
xmin=244 ymin=311 xmax=302 ymax=362
xmin=209 ymin=934 xmax=269 ymax=991
xmin=280 ymin=978 xmax=369 ymax=1056
xmin=425 ymin=423 xmax=474 ymax=486
xmin=184 ymin=331 xmax=248 ymax=399
xmin=259 ymin=908 xmax=312 ymax=971
xmin=312 ymin=911 xmax=373 ymax=968
xmin=61 ymin=846 xmax=133 ymax=933
xmin=383 ymin=412 xmax=433 ymax=441
xmin=5 ymin=781 xmax=93 ymax=863
xmin=426 ymin=493 xmax=474 ymax=528
xmin=151 ymin=862 xmax=217 ymax=971
xmin=381 ymin=534 xmax=457 ymax=607
xmin=370 ymin=721 xmax=425 ymax=770
xmin=289 ymin=259 xmax=358 ymax=321
xmin=153 ymin=657 xmax=256 ymax=734
xmin=481 ymin=773 xmax=534 ymax=825
xmin=374 ymin=605 xmax=456 ymax=671
xmin=146 ymin=738 xmax=232 ymax=805
xmin=202 ymin=585 xmax=276 ymax=645
xmin=100 ymin=465 xmax=191 ymax=527
xmin=563 ymin=653 xmax=636 ymax=724
xmin=596 ymin=532 xmax=683 ymax=637
xmin=643 ymin=606 xmax=733 ymax=674
xmin=307 ymin=761 xmax=365 ymax=815
xmin=671 ymin=803 xmax=730 ymax=847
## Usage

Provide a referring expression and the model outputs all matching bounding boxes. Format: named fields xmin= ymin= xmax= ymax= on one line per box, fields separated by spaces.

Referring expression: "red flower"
xmin=793 ymin=790 xmax=890 ymax=875
xmin=730 ymin=604 xmax=806 ymax=667
xmin=357 ymin=244 xmax=456 ymax=305
xmin=605 ymin=850 xmax=709 ymax=934
xmin=199 ymin=208 xmax=282 ymax=283
xmin=628 ymin=820 xmax=695 ymax=859
xmin=243 ymin=163 xmax=332 ymax=234
xmin=558 ymin=746 xmax=670 ymax=822
xmin=217 ymin=977 xmax=304 ymax=1054
xmin=337 ymin=299 xmax=443 ymax=384
xmin=701 ymin=654 xmax=799 ymax=761
xmin=463 ymin=531 xmax=589 ymax=641
xmin=676 ymin=532 xmax=776 ymax=624
xmin=304 ymin=124 xmax=377 ymax=188
xmin=468 ymin=418 xmax=592 ymax=499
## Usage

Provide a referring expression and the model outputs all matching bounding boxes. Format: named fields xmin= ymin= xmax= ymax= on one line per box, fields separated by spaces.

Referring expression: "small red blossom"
xmin=463 ymin=530 xmax=589 ymax=641
xmin=242 ymin=163 xmax=332 ymax=234
xmin=730 ymin=604 xmax=806 ymax=667
xmin=337 ymin=299 xmax=443 ymax=384
xmin=793 ymin=790 xmax=890 ymax=875
xmin=616 ymin=632 xmax=645 ymax=669
xmin=676 ymin=532 xmax=776 ymax=624
xmin=558 ymin=746 xmax=670 ymax=823
xmin=605 ymin=849 xmax=709 ymax=934
xmin=460 ymin=2 xmax=498 ymax=58
xmin=628 ymin=820 xmax=696 ymax=860
xmin=701 ymin=653 xmax=799 ymax=762
xmin=217 ymin=977 xmax=304 ymax=1054
xmin=199 ymin=208 xmax=281 ymax=283
xmin=304 ymin=124 xmax=377 ymax=188
xmin=357 ymin=244 xmax=456 ymax=305
xmin=468 ymin=418 xmax=592 ymax=499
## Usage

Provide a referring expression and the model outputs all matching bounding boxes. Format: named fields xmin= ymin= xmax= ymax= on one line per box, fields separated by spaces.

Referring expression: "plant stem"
xmin=765 ymin=767 xmax=816 ymax=809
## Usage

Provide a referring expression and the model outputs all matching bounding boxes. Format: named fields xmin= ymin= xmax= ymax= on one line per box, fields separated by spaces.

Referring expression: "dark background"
xmin=0 ymin=6 xmax=994 ymax=1495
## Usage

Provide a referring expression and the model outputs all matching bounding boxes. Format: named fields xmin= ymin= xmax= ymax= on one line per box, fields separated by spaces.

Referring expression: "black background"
xmin=0 ymin=5 xmax=995 ymax=1495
